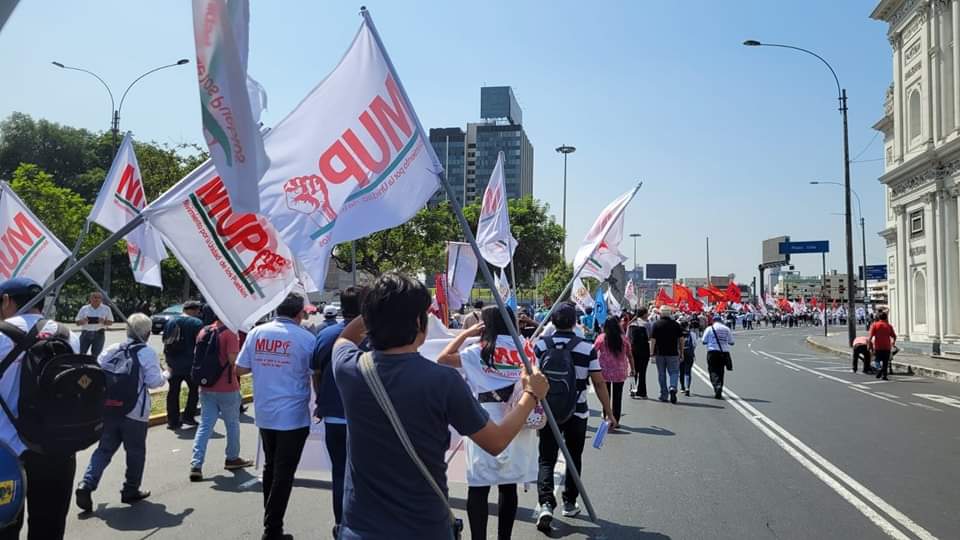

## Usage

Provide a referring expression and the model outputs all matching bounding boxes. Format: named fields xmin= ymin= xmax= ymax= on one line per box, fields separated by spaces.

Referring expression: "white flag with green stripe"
xmin=0 ymin=183 xmax=70 ymax=284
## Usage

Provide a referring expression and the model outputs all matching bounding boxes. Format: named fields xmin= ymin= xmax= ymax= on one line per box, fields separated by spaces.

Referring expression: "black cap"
xmin=0 ymin=277 xmax=41 ymax=298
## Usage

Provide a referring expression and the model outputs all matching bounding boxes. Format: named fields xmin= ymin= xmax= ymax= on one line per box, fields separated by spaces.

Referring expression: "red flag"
xmin=725 ymin=282 xmax=741 ymax=303
xmin=697 ymin=286 xmax=727 ymax=303
xmin=811 ymin=297 xmax=819 ymax=309
xmin=778 ymin=298 xmax=793 ymax=313
xmin=717 ymin=301 xmax=728 ymax=312
xmin=434 ymin=273 xmax=449 ymax=327
xmin=655 ymin=288 xmax=675 ymax=308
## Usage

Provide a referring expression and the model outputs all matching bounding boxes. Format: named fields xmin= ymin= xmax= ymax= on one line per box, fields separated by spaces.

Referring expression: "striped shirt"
xmin=702 ymin=323 xmax=735 ymax=352
xmin=534 ymin=331 xmax=602 ymax=419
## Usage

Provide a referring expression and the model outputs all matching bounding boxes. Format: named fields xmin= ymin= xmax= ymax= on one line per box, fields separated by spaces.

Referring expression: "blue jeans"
xmin=191 ymin=390 xmax=242 ymax=468
xmin=81 ymin=415 xmax=148 ymax=494
xmin=655 ymin=355 xmax=680 ymax=399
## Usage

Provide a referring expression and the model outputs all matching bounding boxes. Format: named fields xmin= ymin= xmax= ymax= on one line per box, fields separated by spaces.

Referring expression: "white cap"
xmin=323 ymin=305 xmax=338 ymax=317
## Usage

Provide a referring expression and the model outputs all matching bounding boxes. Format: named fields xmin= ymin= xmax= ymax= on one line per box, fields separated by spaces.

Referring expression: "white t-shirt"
xmin=98 ymin=339 xmax=166 ymax=422
xmin=459 ymin=336 xmax=536 ymax=395
xmin=0 ymin=314 xmax=80 ymax=455
xmin=76 ymin=304 xmax=113 ymax=332
xmin=237 ymin=317 xmax=315 ymax=430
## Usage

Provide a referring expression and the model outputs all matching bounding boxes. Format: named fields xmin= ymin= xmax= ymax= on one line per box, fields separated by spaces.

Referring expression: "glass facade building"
xmin=428 ymin=128 xmax=466 ymax=206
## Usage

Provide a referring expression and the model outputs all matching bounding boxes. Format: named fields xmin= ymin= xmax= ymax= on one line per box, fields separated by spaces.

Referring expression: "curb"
xmin=805 ymin=336 xmax=960 ymax=384
xmin=146 ymin=393 xmax=254 ymax=428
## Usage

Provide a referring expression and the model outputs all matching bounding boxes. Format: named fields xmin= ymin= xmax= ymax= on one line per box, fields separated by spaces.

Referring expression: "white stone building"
xmin=872 ymin=0 xmax=960 ymax=344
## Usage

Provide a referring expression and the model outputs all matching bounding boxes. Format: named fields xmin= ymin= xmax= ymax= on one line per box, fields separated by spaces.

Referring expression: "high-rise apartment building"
xmin=428 ymin=86 xmax=534 ymax=206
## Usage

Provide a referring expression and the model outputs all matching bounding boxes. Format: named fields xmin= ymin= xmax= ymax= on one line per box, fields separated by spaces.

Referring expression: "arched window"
xmin=913 ymin=271 xmax=926 ymax=325
xmin=909 ymin=90 xmax=922 ymax=141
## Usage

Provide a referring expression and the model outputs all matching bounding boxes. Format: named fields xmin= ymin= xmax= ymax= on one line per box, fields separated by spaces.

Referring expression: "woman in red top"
xmin=594 ymin=318 xmax=634 ymax=423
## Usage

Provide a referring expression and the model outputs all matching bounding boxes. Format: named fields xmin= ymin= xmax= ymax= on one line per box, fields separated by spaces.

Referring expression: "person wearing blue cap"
xmin=0 ymin=277 xmax=80 ymax=540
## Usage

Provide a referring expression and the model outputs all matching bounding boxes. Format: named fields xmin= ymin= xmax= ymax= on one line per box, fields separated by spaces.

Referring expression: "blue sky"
xmin=0 ymin=0 xmax=892 ymax=287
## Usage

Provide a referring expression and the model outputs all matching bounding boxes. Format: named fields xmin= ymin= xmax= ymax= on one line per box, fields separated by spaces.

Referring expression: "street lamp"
xmin=745 ymin=39 xmax=856 ymax=345
xmin=811 ymin=180 xmax=868 ymax=325
xmin=629 ymin=233 xmax=642 ymax=271
xmin=555 ymin=144 xmax=576 ymax=260
xmin=52 ymin=58 xmax=191 ymax=294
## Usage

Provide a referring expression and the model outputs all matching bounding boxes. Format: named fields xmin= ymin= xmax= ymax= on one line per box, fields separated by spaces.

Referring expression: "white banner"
xmin=0 ymin=183 xmax=70 ymax=283
xmin=476 ymin=151 xmax=517 ymax=268
xmin=192 ymin=0 xmax=269 ymax=215
xmin=624 ymin=279 xmax=638 ymax=309
xmin=88 ymin=132 xmax=167 ymax=288
xmin=446 ymin=242 xmax=477 ymax=311
xmin=257 ymin=15 xmax=442 ymax=289
xmin=142 ymin=162 xmax=295 ymax=332
xmin=570 ymin=277 xmax=594 ymax=312
xmin=605 ymin=288 xmax=622 ymax=317
xmin=573 ymin=185 xmax=639 ymax=281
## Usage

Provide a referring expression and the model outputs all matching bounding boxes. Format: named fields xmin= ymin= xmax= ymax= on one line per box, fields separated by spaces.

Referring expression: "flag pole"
xmin=19 ymin=215 xmax=145 ymax=314
xmin=361 ymin=6 xmax=601 ymax=523
xmin=44 ymin=218 xmax=91 ymax=317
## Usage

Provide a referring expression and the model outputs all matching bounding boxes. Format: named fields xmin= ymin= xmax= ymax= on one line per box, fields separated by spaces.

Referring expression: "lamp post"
xmin=811 ymin=181 xmax=868 ymax=326
xmin=744 ymin=40 xmax=856 ymax=345
xmin=52 ymin=58 xmax=190 ymax=294
xmin=629 ymin=233 xmax=642 ymax=271
xmin=555 ymin=145 xmax=576 ymax=260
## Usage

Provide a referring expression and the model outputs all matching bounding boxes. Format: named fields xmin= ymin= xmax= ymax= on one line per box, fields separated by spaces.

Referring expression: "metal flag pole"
xmin=20 ymin=215 xmax=145 ymax=314
xmin=361 ymin=6 xmax=603 ymax=522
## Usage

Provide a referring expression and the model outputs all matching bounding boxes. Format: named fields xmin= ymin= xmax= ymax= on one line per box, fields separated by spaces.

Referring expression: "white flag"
xmin=88 ymin=133 xmax=167 ymax=288
xmin=226 ymin=0 xmax=268 ymax=123
xmin=257 ymin=14 xmax=442 ymax=288
xmin=624 ymin=279 xmax=638 ymax=309
xmin=0 ymin=183 xmax=70 ymax=283
xmin=192 ymin=0 xmax=269 ymax=215
xmin=142 ymin=162 xmax=295 ymax=332
xmin=446 ymin=242 xmax=477 ymax=311
xmin=573 ymin=185 xmax=640 ymax=281
xmin=494 ymin=268 xmax=516 ymax=310
xmin=476 ymin=152 xmax=517 ymax=268
xmin=570 ymin=277 xmax=594 ymax=312
xmin=605 ymin=289 xmax=622 ymax=317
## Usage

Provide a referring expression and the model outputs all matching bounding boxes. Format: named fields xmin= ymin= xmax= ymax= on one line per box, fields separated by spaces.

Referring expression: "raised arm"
xmin=436 ymin=323 xmax=483 ymax=368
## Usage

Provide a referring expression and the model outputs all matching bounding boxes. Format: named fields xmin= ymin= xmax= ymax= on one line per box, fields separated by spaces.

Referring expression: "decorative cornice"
xmin=890 ymin=33 xmax=902 ymax=50
xmin=890 ymin=158 xmax=960 ymax=196
xmin=888 ymin=0 xmax=923 ymax=29
xmin=894 ymin=204 xmax=907 ymax=215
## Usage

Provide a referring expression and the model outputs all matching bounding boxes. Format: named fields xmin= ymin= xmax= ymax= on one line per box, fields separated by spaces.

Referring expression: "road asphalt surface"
xmin=62 ymin=326 xmax=958 ymax=539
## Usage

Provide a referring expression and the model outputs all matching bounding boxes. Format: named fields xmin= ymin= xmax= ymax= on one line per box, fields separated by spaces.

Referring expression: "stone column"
xmin=893 ymin=34 xmax=905 ymax=161
xmin=950 ymin=185 xmax=960 ymax=337
xmin=923 ymin=5 xmax=935 ymax=145
xmin=932 ymin=2 xmax=942 ymax=142
xmin=954 ymin=0 xmax=960 ymax=129
xmin=894 ymin=205 xmax=910 ymax=336
xmin=925 ymin=192 xmax=939 ymax=339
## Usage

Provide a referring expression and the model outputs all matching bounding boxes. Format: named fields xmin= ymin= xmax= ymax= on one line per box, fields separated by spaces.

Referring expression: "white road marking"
xmin=913 ymin=394 xmax=960 ymax=410
xmin=691 ymin=365 xmax=935 ymax=540
xmin=776 ymin=362 xmax=801 ymax=372
xmin=910 ymin=402 xmax=944 ymax=412
xmin=758 ymin=351 xmax=855 ymax=386
xmin=848 ymin=387 xmax=909 ymax=407
xmin=875 ymin=392 xmax=900 ymax=400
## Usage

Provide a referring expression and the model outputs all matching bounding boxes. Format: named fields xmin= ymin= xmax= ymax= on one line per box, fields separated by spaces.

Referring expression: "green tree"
xmin=537 ymin=263 xmax=573 ymax=305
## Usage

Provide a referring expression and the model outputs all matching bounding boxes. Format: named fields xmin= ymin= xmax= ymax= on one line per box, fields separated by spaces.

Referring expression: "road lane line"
xmin=849 ymin=386 xmax=909 ymax=407
xmin=910 ymin=402 xmax=943 ymax=412
xmin=689 ymin=366 xmax=916 ymax=540
xmin=913 ymin=394 xmax=960 ymax=409
xmin=692 ymin=365 xmax=937 ymax=540
xmin=776 ymin=362 xmax=801 ymax=372
xmin=758 ymin=351 xmax=855 ymax=385
xmin=876 ymin=392 xmax=900 ymax=399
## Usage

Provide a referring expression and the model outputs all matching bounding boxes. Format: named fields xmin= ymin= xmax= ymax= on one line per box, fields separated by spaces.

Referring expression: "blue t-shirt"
xmin=333 ymin=341 xmax=489 ymax=540
xmin=163 ymin=315 xmax=203 ymax=374
xmin=312 ymin=321 xmax=347 ymax=420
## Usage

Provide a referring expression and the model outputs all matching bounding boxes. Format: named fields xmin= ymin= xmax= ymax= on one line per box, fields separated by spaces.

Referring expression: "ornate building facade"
xmin=872 ymin=0 xmax=960 ymax=344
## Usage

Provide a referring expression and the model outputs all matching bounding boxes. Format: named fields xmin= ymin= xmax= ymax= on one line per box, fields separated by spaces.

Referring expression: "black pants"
xmin=166 ymin=373 xmax=198 ymax=427
xmin=875 ymin=349 xmax=892 ymax=378
xmin=466 ymin=484 xmax=517 ymax=540
xmin=537 ymin=414 xmax=587 ymax=508
xmin=706 ymin=351 xmax=727 ymax=396
xmin=324 ymin=422 xmax=347 ymax=525
xmin=0 ymin=451 xmax=76 ymax=540
xmin=79 ymin=330 xmax=106 ymax=357
xmin=633 ymin=356 xmax=649 ymax=398
xmin=852 ymin=345 xmax=872 ymax=372
xmin=260 ymin=427 xmax=309 ymax=538
xmin=679 ymin=353 xmax=694 ymax=391
xmin=605 ymin=382 xmax=624 ymax=422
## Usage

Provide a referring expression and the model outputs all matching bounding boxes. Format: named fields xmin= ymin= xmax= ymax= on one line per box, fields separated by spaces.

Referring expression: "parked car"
xmin=152 ymin=304 xmax=183 ymax=334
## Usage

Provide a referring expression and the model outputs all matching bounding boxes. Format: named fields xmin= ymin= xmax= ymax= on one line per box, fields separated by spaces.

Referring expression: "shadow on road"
xmin=80 ymin=501 xmax=194 ymax=533
xmin=610 ymin=425 xmax=674 ymax=436
xmin=672 ymin=401 xmax=724 ymax=410
xmin=209 ymin=468 xmax=259 ymax=493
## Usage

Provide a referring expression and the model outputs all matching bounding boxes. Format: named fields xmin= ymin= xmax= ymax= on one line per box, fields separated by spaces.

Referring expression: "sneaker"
xmin=684 ymin=389 xmax=691 ymax=397
xmin=120 ymin=489 xmax=151 ymax=504
xmin=669 ymin=388 xmax=677 ymax=404
xmin=562 ymin=501 xmax=581 ymax=517
xmin=536 ymin=503 xmax=554 ymax=533
xmin=225 ymin=457 xmax=254 ymax=470
xmin=189 ymin=467 xmax=202 ymax=482
xmin=75 ymin=485 xmax=93 ymax=513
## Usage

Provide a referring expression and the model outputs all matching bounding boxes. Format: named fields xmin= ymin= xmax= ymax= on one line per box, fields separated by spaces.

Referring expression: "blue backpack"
xmin=101 ymin=343 xmax=145 ymax=418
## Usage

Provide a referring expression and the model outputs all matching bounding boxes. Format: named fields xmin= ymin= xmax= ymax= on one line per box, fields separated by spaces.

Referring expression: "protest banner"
xmin=141 ymin=162 xmax=296 ymax=331
xmin=445 ymin=242 xmax=477 ymax=311
xmin=0 ymin=183 xmax=71 ymax=284
xmin=476 ymin=151 xmax=517 ymax=269
xmin=192 ymin=0 xmax=269 ymax=214
xmin=88 ymin=132 xmax=167 ymax=288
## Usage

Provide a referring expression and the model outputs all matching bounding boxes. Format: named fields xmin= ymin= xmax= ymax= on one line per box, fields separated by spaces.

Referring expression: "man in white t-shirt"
xmin=75 ymin=291 xmax=113 ymax=357
xmin=236 ymin=293 xmax=316 ymax=540
xmin=0 ymin=277 xmax=80 ymax=540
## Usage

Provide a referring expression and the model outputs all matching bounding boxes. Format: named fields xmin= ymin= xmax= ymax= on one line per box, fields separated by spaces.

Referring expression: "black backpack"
xmin=539 ymin=337 xmax=580 ymax=424
xmin=102 ymin=343 xmax=145 ymax=418
xmin=162 ymin=316 xmax=188 ymax=357
xmin=192 ymin=325 xmax=227 ymax=387
xmin=0 ymin=319 xmax=105 ymax=455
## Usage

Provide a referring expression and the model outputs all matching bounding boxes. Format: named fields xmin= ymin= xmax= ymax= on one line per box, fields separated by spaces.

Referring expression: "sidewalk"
xmin=806 ymin=333 xmax=960 ymax=384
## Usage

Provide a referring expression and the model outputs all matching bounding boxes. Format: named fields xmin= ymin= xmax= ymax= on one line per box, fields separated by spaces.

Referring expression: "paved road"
xmin=62 ymin=327 xmax=958 ymax=539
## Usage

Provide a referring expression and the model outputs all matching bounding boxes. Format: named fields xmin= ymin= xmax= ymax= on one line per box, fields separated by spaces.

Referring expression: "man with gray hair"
xmin=75 ymin=312 xmax=166 ymax=513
